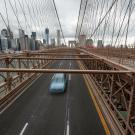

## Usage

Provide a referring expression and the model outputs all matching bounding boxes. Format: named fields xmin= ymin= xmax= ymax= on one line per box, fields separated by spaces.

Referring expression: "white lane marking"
xmin=66 ymin=108 xmax=70 ymax=135
xmin=0 ymin=74 xmax=42 ymax=115
xmin=69 ymin=74 xmax=71 ymax=81
xmin=65 ymin=58 xmax=71 ymax=135
xmin=66 ymin=121 xmax=70 ymax=135
xmin=69 ymin=62 xmax=72 ymax=69
xmin=20 ymin=123 xmax=28 ymax=135
xmin=64 ymin=97 xmax=70 ymax=135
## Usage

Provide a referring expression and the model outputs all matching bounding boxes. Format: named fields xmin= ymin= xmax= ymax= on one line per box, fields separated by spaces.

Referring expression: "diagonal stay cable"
xmin=52 ymin=0 xmax=66 ymax=45
xmin=90 ymin=0 xmax=118 ymax=38
xmin=8 ymin=0 xmax=22 ymax=29
xmin=78 ymin=0 xmax=88 ymax=37
xmin=75 ymin=0 xmax=83 ymax=39
xmin=0 ymin=12 xmax=9 ymax=29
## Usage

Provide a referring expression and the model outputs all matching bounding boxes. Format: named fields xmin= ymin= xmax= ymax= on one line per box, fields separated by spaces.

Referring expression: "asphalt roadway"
xmin=0 ymin=56 xmax=106 ymax=135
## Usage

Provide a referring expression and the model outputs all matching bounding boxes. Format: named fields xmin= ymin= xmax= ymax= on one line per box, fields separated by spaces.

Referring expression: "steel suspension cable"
xmin=52 ymin=0 xmax=66 ymax=45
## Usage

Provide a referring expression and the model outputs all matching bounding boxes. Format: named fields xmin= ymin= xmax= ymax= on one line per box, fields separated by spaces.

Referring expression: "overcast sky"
xmin=55 ymin=0 xmax=81 ymax=38
xmin=0 ymin=0 xmax=135 ymax=45
xmin=0 ymin=0 xmax=81 ymax=42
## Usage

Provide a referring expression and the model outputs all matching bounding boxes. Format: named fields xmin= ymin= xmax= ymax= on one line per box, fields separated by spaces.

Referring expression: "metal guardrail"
xmin=84 ymin=47 xmax=135 ymax=66
xmin=78 ymin=48 xmax=135 ymax=135
xmin=0 ymin=48 xmax=135 ymax=135
xmin=0 ymin=51 xmax=56 ymax=106
xmin=0 ymin=68 xmax=132 ymax=74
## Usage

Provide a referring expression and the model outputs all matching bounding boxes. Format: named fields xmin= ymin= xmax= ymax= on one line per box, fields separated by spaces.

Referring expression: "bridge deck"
xmin=0 ymin=57 xmax=107 ymax=135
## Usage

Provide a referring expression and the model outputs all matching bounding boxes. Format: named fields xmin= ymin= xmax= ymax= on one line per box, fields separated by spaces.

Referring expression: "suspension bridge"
xmin=0 ymin=0 xmax=135 ymax=135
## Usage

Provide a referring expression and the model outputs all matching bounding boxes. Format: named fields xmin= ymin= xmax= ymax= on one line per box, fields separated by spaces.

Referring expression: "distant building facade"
xmin=19 ymin=29 xmax=25 ymax=50
xmin=57 ymin=30 xmax=61 ymax=46
xmin=31 ymin=32 xmax=36 ymax=40
xmin=0 ymin=28 xmax=43 ymax=52
xmin=1 ymin=27 xmax=14 ymax=50
xmin=97 ymin=40 xmax=104 ymax=48
xmin=1 ymin=27 xmax=13 ymax=39
xmin=45 ymin=28 xmax=49 ymax=45
xmin=78 ymin=35 xmax=86 ymax=46
xmin=0 ymin=35 xmax=8 ymax=50
xmin=51 ymin=38 xmax=55 ymax=47
xmin=85 ymin=39 xmax=94 ymax=48
xmin=43 ymin=39 xmax=46 ymax=44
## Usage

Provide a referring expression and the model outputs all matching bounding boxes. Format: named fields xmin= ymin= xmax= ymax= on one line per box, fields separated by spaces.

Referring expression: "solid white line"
xmin=69 ymin=74 xmax=71 ymax=81
xmin=20 ymin=123 xmax=28 ymax=135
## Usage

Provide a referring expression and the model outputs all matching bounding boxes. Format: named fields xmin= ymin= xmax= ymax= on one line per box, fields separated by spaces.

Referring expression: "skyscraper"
xmin=1 ymin=28 xmax=13 ymax=49
xmin=51 ymin=38 xmax=55 ymax=47
xmin=31 ymin=32 xmax=36 ymax=40
xmin=19 ymin=29 xmax=25 ymax=50
xmin=1 ymin=29 xmax=8 ymax=38
xmin=45 ymin=28 xmax=49 ymax=45
xmin=57 ymin=30 xmax=60 ymax=46
xmin=78 ymin=35 xmax=86 ymax=46
xmin=97 ymin=40 xmax=104 ymax=48
xmin=1 ymin=27 xmax=13 ymax=39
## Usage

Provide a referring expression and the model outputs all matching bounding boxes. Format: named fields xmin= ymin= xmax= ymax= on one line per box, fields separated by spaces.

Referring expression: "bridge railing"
xmin=78 ymin=48 xmax=135 ymax=135
xmin=83 ymin=47 xmax=135 ymax=67
xmin=0 ymin=48 xmax=135 ymax=135
xmin=0 ymin=52 xmax=56 ymax=101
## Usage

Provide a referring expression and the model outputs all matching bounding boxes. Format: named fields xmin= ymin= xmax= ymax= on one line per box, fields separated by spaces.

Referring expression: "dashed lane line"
xmin=19 ymin=122 xmax=28 ymax=135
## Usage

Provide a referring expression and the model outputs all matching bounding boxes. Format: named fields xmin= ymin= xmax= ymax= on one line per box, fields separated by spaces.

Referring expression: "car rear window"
xmin=54 ymin=77 xmax=63 ymax=82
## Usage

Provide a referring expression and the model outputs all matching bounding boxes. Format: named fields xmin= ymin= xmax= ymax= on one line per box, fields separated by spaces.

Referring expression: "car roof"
xmin=53 ymin=73 xmax=65 ymax=78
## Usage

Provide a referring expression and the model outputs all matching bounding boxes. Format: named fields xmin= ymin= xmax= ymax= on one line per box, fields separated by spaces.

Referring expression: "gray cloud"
xmin=0 ymin=0 xmax=81 ymax=41
xmin=76 ymin=0 xmax=135 ymax=45
xmin=1 ymin=0 xmax=134 ymax=46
